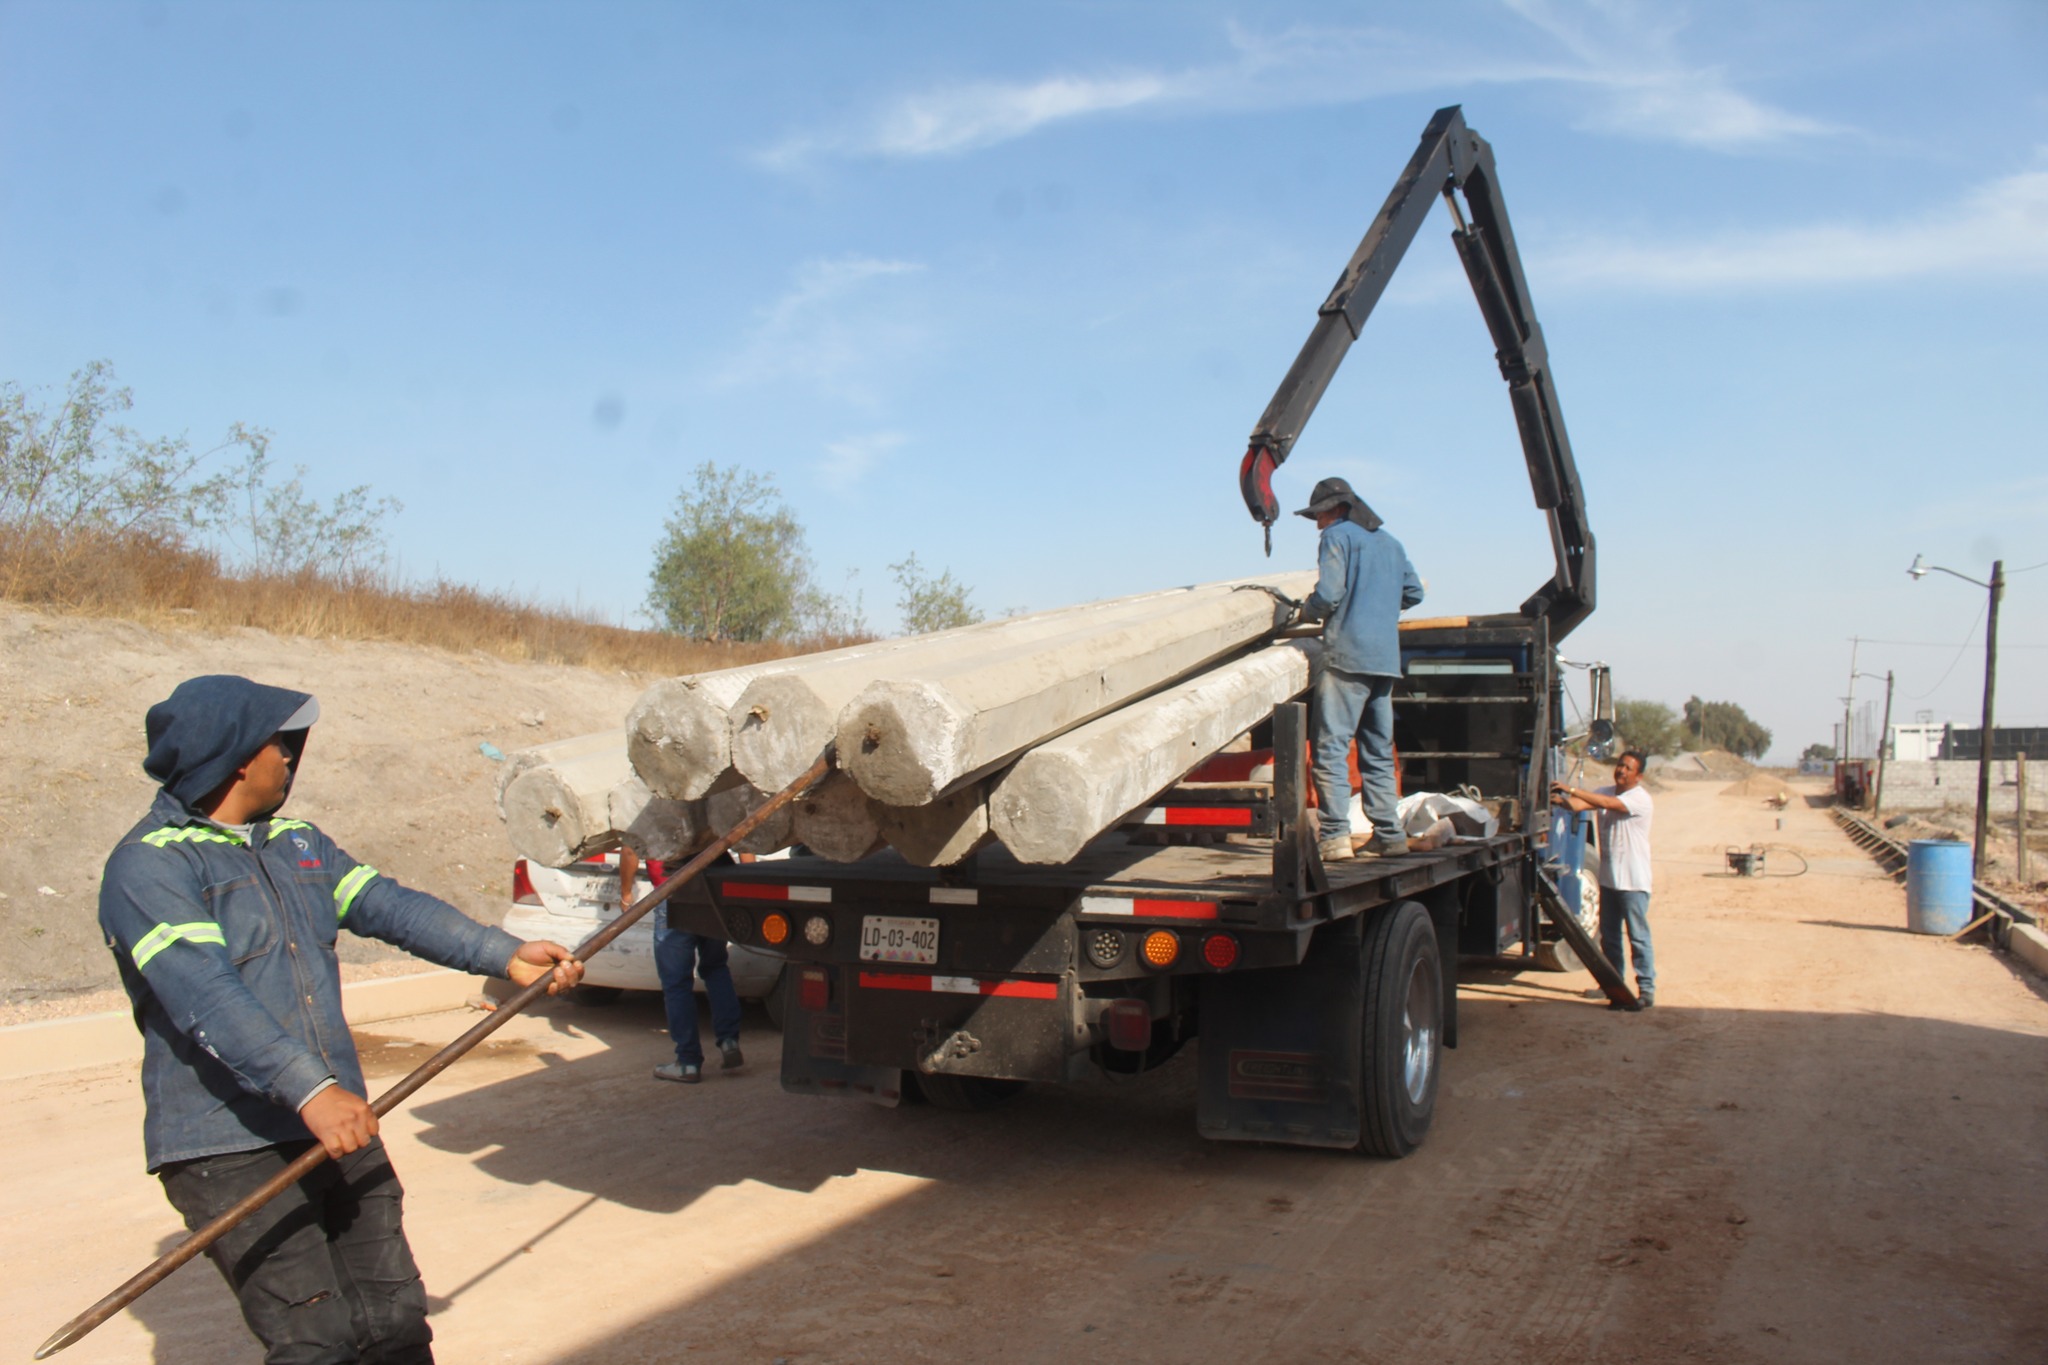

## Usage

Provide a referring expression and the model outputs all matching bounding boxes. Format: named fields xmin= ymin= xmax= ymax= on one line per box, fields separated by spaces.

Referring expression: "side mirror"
xmin=1587 ymin=717 xmax=1618 ymax=761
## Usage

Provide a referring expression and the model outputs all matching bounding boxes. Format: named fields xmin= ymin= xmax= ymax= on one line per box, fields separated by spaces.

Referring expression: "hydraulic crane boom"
xmin=1237 ymin=105 xmax=1596 ymax=640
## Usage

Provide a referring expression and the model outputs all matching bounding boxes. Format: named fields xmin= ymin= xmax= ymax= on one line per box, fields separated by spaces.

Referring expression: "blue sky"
xmin=4 ymin=0 xmax=2045 ymax=761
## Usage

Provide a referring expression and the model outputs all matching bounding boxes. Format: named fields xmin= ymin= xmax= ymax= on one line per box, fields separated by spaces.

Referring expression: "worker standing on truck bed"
xmin=1553 ymin=750 xmax=1656 ymax=1009
xmin=1296 ymin=475 xmax=1425 ymax=863
xmin=98 ymin=674 xmax=583 ymax=1363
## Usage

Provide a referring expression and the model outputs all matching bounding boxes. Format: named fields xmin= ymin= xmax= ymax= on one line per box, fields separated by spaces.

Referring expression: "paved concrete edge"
xmin=2009 ymin=923 xmax=2048 ymax=982
xmin=0 ymin=971 xmax=487 ymax=1081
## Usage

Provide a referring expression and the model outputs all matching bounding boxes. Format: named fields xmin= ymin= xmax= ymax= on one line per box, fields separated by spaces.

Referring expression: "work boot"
xmin=1318 ymin=835 xmax=1355 ymax=863
xmin=654 ymin=1062 xmax=702 ymax=1084
xmin=719 ymin=1040 xmax=745 ymax=1072
xmin=1359 ymin=832 xmax=1410 ymax=858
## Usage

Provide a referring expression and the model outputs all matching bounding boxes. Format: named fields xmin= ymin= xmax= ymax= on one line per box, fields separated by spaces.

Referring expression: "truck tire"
xmin=913 ymin=1073 xmax=1025 ymax=1112
xmin=1357 ymin=901 xmax=1441 ymax=1159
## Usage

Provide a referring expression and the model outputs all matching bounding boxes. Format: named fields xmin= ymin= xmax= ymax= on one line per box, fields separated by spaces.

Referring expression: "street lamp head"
xmin=1907 ymin=553 xmax=1930 ymax=581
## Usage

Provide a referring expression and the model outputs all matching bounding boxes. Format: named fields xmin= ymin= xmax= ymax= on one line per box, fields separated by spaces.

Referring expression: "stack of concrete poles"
xmin=627 ymin=591 xmax=1190 ymax=803
xmin=989 ymin=638 xmax=1321 ymax=863
xmin=840 ymin=572 xmax=1315 ymax=807
xmin=500 ymin=733 xmax=705 ymax=867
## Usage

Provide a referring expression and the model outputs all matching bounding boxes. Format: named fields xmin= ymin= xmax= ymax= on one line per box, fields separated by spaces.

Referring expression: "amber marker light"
xmin=761 ymin=912 xmax=791 ymax=946
xmin=1202 ymin=933 xmax=1241 ymax=971
xmin=1141 ymin=930 xmax=1180 ymax=969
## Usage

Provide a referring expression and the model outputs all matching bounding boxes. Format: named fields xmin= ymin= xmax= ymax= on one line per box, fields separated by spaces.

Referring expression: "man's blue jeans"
xmin=1598 ymin=886 xmax=1655 ymax=998
xmin=1312 ymin=665 xmax=1400 ymax=842
xmin=654 ymin=912 xmax=742 ymax=1067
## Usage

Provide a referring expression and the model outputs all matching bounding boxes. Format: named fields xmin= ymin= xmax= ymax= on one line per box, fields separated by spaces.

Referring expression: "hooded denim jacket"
xmin=100 ymin=788 xmax=522 ymax=1170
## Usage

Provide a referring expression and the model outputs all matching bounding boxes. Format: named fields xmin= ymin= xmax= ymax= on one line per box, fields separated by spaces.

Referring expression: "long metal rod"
xmin=1973 ymin=561 xmax=2004 ymax=877
xmin=36 ymin=754 xmax=830 ymax=1360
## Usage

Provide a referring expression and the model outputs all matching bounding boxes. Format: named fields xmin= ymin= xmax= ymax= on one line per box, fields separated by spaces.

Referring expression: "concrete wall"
xmin=1877 ymin=760 xmax=2048 ymax=814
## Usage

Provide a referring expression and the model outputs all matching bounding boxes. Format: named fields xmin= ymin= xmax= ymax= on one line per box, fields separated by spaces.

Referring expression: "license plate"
xmin=859 ymin=915 xmax=939 ymax=965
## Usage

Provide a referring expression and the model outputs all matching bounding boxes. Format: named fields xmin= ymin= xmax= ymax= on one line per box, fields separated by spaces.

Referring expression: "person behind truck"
xmin=1295 ymin=475 xmax=1425 ymax=863
xmin=623 ymin=845 xmax=745 ymax=1084
xmin=1552 ymin=749 xmax=1656 ymax=1009
xmin=98 ymin=674 xmax=583 ymax=1364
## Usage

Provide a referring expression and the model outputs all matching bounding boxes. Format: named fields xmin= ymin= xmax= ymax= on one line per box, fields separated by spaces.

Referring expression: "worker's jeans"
xmin=1312 ymin=665 xmax=1401 ymax=843
xmin=655 ymin=911 xmax=743 ymax=1067
xmin=158 ymin=1138 xmax=432 ymax=1365
xmin=1598 ymin=886 xmax=1656 ymax=998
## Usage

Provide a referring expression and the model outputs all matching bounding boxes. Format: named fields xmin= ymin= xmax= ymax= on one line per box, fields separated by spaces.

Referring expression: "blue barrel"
xmin=1905 ymin=840 xmax=1973 ymax=935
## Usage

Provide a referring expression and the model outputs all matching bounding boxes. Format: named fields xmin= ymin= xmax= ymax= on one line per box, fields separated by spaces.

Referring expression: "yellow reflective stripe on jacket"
xmin=267 ymin=819 xmax=313 ymax=838
xmin=132 ymin=921 xmax=227 ymax=970
xmin=140 ymin=826 xmax=248 ymax=848
xmin=334 ymin=866 xmax=378 ymax=922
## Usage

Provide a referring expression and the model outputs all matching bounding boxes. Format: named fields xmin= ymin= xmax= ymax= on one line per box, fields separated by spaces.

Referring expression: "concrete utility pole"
xmin=1874 ymin=670 xmax=1894 ymax=821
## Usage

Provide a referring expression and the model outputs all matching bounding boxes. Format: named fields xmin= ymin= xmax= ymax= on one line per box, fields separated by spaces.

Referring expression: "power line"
xmin=1905 ymin=605 xmax=1987 ymax=700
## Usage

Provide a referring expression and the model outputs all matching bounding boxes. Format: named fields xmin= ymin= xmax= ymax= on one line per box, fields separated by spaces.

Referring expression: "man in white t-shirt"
xmin=1552 ymin=749 xmax=1656 ymax=1009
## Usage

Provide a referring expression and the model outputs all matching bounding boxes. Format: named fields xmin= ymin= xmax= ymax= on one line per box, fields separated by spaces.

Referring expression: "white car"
xmin=505 ymin=852 xmax=786 ymax=1020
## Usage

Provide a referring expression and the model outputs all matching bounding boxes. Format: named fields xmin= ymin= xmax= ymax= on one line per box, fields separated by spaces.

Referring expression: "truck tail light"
xmin=1141 ymin=930 xmax=1180 ymax=969
xmin=1202 ymin=933 xmax=1241 ymax=971
xmin=511 ymin=860 xmax=541 ymax=906
xmin=798 ymin=966 xmax=831 ymax=1012
xmin=761 ymin=912 xmax=791 ymax=946
xmin=1104 ymin=999 xmax=1151 ymax=1052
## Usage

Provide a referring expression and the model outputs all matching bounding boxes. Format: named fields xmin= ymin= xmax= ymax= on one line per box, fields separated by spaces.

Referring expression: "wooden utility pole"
xmin=2018 ymin=752 xmax=2031 ymax=885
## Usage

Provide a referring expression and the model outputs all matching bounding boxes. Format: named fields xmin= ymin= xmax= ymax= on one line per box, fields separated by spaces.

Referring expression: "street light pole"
xmin=1909 ymin=555 xmax=2007 ymax=878
xmin=1975 ymin=560 xmax=2005 ymax=877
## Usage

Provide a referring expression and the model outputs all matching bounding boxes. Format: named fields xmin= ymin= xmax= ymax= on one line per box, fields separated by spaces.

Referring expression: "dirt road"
xmin=6 ymin=778 xmax=2045 ymax=1363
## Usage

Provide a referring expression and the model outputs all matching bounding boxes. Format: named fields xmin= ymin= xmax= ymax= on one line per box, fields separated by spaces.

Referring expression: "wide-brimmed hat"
xmin=1293 ymin=476 xmax=1383 ymax=531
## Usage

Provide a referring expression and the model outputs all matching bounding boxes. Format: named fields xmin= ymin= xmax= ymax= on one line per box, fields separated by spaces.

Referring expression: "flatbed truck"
xmin=664 ymin=106 xmax=1625 ymax=1157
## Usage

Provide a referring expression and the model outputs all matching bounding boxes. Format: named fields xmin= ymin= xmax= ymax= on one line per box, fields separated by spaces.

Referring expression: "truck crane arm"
xmin=1237 ymin=104 xmax=1596 ymax=640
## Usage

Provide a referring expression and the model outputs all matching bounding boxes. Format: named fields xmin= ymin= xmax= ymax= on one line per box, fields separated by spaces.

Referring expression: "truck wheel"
xmin=1357 ymin=901 xmax=1441 ymax=1159
xmin=913 ymin=1073 xmax=1025 ymax=1112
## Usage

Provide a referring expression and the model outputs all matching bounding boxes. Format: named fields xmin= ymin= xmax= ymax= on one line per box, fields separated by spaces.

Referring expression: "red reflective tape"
xmin=1132 ymin=899 xmax=1220 ymax=920
xmin=856 ymin=971 xmax=1057 ymax=1000
xmin=1162 ymin=806 xmax=1252 ymax=827
xmin=985 ymin=979 xmax=1059 ymax=999
xmin=858 ymin=971 xmax=931 ymax=992
xmin=722 ymin=883 xmax=789 ymax=901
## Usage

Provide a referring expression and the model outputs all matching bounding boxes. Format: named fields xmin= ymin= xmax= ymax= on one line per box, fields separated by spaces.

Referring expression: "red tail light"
xmin=799 ymin=967 xmax=831 ymax=1012
xmin=1202 ymin=933 xmax=1241 ymax=971
xmin=1104 ymin=999 xmax=1152 ymax=1052
xmin=511 ymin=859 xmax=541 ymax=906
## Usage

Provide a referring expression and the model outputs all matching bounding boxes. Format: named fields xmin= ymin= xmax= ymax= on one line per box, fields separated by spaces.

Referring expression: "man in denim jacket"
xmin=1295 ymin=477 xmax=1425 ymax=863
xmin=99 ymin=674 xmax=582 ymax=1363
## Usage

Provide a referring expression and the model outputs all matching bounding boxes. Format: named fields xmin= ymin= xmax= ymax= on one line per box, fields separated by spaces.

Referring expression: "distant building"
xmin=1934 ymin=725 xmax=2048 ymax=762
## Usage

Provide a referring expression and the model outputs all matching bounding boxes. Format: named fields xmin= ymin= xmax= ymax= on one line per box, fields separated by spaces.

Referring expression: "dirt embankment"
xmin=0 ymin=604 xmax=647 ymax=1021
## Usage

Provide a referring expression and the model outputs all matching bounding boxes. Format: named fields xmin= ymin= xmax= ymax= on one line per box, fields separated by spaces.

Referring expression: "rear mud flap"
xmin=779 ymin=998 xmax=906 ymax=1107
xmin=1196 ymin=918 xmax=1365 ymax=1149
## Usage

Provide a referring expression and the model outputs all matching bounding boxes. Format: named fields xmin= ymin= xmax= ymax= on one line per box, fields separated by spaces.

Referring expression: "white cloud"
xmin=710 ymin=256 xmax=925 ymax=405
xmin=818 ymin=431 xmax=905 ymax=490
xmin=1542 ymin=164 xmax=2048 ymax=290
xmin=756 ymin=3 xmax=1836 ymax=168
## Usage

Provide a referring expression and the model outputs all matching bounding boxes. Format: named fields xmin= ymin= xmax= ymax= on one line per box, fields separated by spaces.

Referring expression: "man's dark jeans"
xmin=158 ymin=1138 xmax=432 ymax=1364
xmin=655 ymin=912 xmax=743 ymax=1067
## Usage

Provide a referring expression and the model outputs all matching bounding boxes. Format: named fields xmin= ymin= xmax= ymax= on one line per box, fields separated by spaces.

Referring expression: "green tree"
xmin=1802 ymin=742 xmax=1835 ymax=762
xmin=890 ymin=552 xmax=982 ymax=634
xmin=1682 ymin=696 xmax=1774 ymax=760
xmin=647 ymin=462 xmax=862 ymax=642
xmin=1613 ymin=697 xmax=1684 ymax=756
xmin=232 ymin=451 xmax=401 ymax=580
xmin=0 ymin=360 xmax=253 ymax=541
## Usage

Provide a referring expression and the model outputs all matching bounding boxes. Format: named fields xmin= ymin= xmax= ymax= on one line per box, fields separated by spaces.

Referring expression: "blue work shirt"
xmin=1302 ymin=520 xmax=1424 ymax=677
